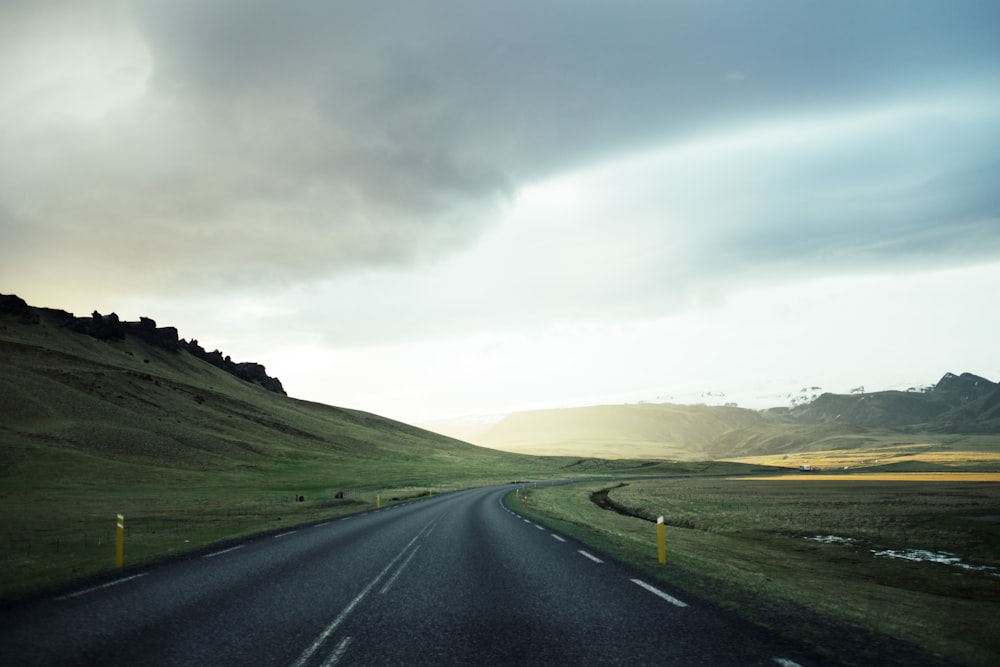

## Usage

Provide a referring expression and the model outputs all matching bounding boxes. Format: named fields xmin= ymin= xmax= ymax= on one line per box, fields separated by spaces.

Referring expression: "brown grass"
xmin=729 ymin=472 xmax=1000 ymax=482
xmin=723 ymin=440 xmax=1000 ymax=471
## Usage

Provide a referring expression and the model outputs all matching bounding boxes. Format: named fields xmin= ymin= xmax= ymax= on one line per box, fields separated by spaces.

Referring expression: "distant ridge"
xmin=463 ymin=372 xmax=1000 ymax=459
xmin=0 ymin=293 xmax=285 ymax=395
xmin=782 ymin=372 xmax=1000 ymax=432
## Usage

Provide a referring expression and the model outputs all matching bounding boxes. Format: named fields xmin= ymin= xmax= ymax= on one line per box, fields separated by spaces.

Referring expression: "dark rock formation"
xmin=132 ymin=317 xmax=180 ymax=349
xmin=0 ymin=294 xmax=38 ymax=323
xmin=1 ymin=294 xmax=285 ymax=396
xmin=64 ymin=311 xmax=126 ymax=340
xmin=233 ymin=361 xmax=285 ymax=395
xmin=60 ymin=310 xmax=179 ymax=348
xmin=179 ymin=339 xmax=286 ymax=395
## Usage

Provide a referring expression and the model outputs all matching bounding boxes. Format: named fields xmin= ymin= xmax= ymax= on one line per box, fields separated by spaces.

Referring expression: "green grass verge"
xmin=512 ymin=475 xmax=1000 ymax=667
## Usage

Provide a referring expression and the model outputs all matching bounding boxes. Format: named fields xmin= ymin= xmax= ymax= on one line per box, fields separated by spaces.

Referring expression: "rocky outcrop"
xmin=180 ymin=339 xmax=286 ymax=395
xmin=233 ymin=361 xmax=285 ymax=395
xmin=133 ymin=316 xmax=181 ymax=349
xmin=0 ymin=294 xmax=38 ymax=322
xmin=60 ymin=310 xmax=180 ymax=348
xmin=1 ymin=294 xmax=285 ymax=396
xmin=64 ymin=310 xmax=125 ymax=341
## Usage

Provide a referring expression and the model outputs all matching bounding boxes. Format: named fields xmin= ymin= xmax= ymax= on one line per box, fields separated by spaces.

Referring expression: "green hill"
xmin=0 ymin=296 xmax=554 ymax=483
xmin=0 ymin=294 xmax=585 ymax=597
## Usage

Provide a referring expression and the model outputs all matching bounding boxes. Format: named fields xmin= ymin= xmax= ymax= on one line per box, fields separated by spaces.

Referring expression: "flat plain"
xmin=520 ymin=459 xmax=1000 ymax=667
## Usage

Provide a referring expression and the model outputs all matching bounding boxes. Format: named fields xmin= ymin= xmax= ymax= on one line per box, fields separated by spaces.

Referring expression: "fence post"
xmin=657 ymin=516 xmax=666 ymax=564
xmin=116 ymin=514 xmax=125 ymax=568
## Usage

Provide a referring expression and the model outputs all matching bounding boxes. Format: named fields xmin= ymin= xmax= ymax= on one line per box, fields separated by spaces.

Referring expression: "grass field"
xmin=516 ymin=467 xmax=1000 ymax=667
xmin=0 ymin=460 xmax=505 ymax=599
xmin=1 ymin=315 xmax=609 ymax=598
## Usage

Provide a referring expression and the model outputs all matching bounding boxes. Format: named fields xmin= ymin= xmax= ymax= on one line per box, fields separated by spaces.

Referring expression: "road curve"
xmin=0 ymin=485 xmax=826 ymax=666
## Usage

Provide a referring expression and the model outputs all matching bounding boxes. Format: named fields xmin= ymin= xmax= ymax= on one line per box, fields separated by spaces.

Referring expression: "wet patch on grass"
xmin=806 ymin=534 xmax=1000 ymax=575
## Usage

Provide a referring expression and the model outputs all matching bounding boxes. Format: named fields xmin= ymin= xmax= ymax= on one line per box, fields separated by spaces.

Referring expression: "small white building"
xmin=799 ymin=464 xmax=813 ymax=471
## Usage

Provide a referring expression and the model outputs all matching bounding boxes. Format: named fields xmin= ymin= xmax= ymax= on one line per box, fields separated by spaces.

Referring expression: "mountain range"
xmin=457 ymin=372 xmax=1000 ymax=459
xmin=775 ymin=371 xmax=999 ymax=431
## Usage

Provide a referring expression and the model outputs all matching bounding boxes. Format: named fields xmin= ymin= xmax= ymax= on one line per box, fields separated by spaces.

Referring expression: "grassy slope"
xmin=0 ymin=312 xmax=598 ymax=597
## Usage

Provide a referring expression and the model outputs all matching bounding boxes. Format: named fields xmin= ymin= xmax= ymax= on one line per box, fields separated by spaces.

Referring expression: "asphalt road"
xmin=0 ymin=485 xmax=828 ymax=666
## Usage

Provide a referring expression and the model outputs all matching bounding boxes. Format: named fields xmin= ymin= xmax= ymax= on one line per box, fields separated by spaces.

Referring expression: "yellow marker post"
xmin=116 ymin=514 xmax=125 ymax=568
xmin=657 ymin=515 xmax=666 ymax=564
xmin=376 ymin=495 xmax=381 ymax=509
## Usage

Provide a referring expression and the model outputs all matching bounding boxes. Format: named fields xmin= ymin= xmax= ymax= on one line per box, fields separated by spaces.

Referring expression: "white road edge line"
xmin=273 ymin=530 xmax=297 ymax=539
xmin=630 ymin=578 xmax=688 ymax=608
xmin=56 ymin=573 xmax=149 ymax=600
xmin=578 ymin=550 xmax=604 ymax=563
xmin=534 ymin=524 xmax=545 ymax=531
xmin=551 ymin=534 xmax=566 ymax=542
xmin=204 ymin=545 xmax=244 ymax=559
xmin=290 ymin=518 xmax=436 ymax=667
xmin=773 ymin=659 xmax=803 ymax=667
xmin=314 ymin=522 xmax=330 ymax=528
xmin=321 ymin=636 xmax=353 ymax=667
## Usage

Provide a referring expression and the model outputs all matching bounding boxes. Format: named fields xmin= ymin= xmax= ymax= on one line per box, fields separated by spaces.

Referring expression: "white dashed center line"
xmin=321 ymin=636 xmax=352 ymax=666
xmin=578 ymin=550 xmax=604 ymax=563
xmin=630 ymin=578 xmax=688 ymax=608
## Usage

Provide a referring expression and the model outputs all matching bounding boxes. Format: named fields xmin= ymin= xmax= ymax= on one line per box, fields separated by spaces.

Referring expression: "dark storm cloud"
xmin=2 ymin=0 xmax=999 ymax=298
xmin=134 ymin=0 xmax=1000 ymax=173
xmin=715 ymin=114 xmax=1000 ymax=275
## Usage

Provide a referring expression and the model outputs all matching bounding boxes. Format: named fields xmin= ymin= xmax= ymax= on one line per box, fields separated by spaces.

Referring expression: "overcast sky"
xmin=3 ymin=1 xmax=999 ymax=423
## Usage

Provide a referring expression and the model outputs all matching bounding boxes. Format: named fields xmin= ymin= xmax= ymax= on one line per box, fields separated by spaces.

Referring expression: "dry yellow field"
xmin=723 ymin=439 xmax=1000 ymax=471
xmin=730 ymin=472 xmax=1000 ymax=482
